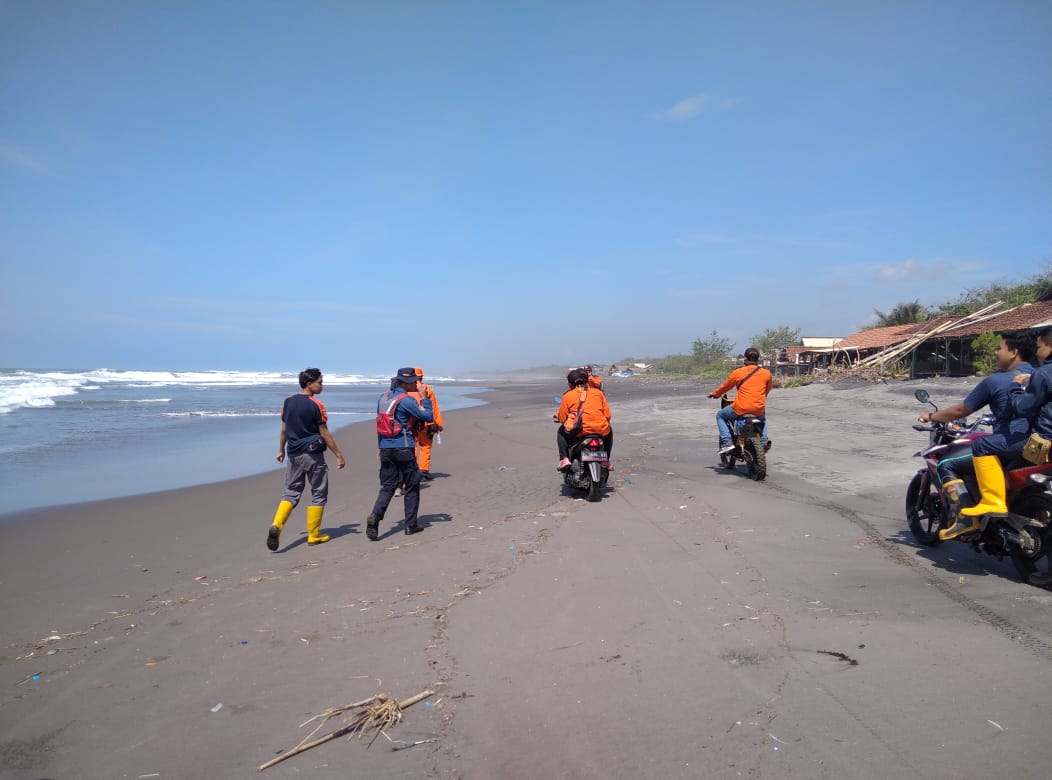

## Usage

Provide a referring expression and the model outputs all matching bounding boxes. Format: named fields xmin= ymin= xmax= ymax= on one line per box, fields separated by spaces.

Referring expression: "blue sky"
xmin=1 ymin=1 xmax=1049 ymax=374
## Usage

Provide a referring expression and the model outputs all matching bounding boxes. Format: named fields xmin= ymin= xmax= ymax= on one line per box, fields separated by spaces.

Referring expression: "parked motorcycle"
xmin=553 ymin=396 xmax=610 ymax=502
xmin=906 ymin=389 xmax=1052 ymax=587
xmin=718 ymin=395 xmax=767 ymax=481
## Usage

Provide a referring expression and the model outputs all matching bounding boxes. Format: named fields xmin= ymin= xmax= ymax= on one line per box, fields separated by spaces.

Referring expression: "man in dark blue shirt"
xmin=1005 ymin=327 xmax=1052 ymax=586
xmin=267 ymin=368 xmax=346 ymax=551
xmin=917 ymin=332 xmax=1034 ymax=539
xmin=366 ymin=367 xmax=434 ymax=540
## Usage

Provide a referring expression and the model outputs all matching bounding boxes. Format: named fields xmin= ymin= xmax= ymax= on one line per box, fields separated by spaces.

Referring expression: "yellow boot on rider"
xmin=941 ymin=456 xmax=1008 ymax=540
xmin=267 ymin=500 xmax=294 ymax=551
xmin=937 ymin=479 xmax=978 ymax=540
xmin=306 ymin=505 xmax=330 ymax=545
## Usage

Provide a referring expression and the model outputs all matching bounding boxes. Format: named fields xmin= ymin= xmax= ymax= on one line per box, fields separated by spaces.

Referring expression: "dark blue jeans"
xmin=371 ymin=447 xmax=421 ymax=527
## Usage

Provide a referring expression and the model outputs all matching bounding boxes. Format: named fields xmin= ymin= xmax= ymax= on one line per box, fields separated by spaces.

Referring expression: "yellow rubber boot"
xmin=959 ymin=456 xmax=1008 ymax=517
xmin=938 ymin=479 xmax=979 ymax=540
xmin=306 ymin=505 xmax=329 ymax=545
xmin=267 ymin=500 xmax=294 ymax=551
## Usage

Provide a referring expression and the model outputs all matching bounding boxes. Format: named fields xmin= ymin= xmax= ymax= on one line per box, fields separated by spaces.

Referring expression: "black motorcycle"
xmin=554 ymin=396 xmax=610 ymax=502
xmin=563 ymin=433 xmax=611 ymax=502
xmin=718 ymin=395 xmax=767 ymax=481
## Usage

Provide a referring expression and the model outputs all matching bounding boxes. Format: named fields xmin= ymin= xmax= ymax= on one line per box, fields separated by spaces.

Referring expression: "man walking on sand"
xmin=366 ymin=367 xmax=434 ymax=540
xmin=267 ymin=368 xmax=346 ymax=551
xmin=412 ymin=367 xmax=444 ymax=480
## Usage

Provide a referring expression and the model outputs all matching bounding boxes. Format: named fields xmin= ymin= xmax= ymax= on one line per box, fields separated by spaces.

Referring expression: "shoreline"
xmin=1 ymin=381 xmax=506 ymax=520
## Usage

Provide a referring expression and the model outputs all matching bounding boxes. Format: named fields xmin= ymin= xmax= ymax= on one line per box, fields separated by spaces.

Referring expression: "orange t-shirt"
xmin=711 ymin=364 xmax=773 ymax=416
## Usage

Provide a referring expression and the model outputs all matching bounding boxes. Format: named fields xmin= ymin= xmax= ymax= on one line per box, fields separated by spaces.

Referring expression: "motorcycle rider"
xmin=1005 ymin=327 xmax=1052 ymax=585
xmin=555 ymin=368 xmax=613 ymax=471
xmin=707 ymin=347 xmax=773 ymax=456
xmin=916 ymin=331 xmax=1035 ymax=540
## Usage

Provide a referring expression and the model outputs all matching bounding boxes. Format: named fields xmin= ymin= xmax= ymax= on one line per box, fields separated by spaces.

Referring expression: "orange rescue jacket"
xmin=556 ymin=386 xmax=612 ymax=436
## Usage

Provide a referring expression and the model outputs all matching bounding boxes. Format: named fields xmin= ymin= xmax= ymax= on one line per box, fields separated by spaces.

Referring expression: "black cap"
xmin=392 ymin=367 xmax=419 ymax=383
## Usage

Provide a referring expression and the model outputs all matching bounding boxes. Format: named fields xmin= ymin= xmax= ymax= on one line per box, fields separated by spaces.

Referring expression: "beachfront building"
xmin=828 ymin=288 xmax=1052 ymax=378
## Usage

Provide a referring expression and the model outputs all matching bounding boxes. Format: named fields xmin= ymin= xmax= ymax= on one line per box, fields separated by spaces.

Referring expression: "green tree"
xmin=692 ymin=331 xmax=734 ymax=365
xmin=971 ymin=331 xmax=1001 ymax=376
xmin=939 ymin=262 xmax=1052 ymax=315
xmin=750 ymin=326 xmax=801 ymax=362
xmin=872 ymin=299 xmax=929 ymax=327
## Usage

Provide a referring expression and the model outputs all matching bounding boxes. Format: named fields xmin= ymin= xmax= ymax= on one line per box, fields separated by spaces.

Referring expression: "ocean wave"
xmin=118 ymin=398 xmax=172 ymax=404
xmin=0 ymin=368 xmax=405 ymax=414
xmin=0 ymin=374 xmax=86 ymax=414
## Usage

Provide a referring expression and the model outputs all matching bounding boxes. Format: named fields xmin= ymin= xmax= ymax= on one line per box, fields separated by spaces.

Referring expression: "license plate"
xmin=581 ymin=450 xmax=607 ymax=461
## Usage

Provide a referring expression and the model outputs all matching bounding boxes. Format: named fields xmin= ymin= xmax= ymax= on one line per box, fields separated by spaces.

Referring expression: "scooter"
xmin=553 ymin=396 xmax=610 ymax=501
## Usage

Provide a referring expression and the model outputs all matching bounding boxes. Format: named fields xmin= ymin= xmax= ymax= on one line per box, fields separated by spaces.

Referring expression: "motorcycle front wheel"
xmin=1006 ymin=492 xmax=1052 ymax=587
xmin=906 ymin=472 xmax=944 ymax=546
xmin=744 ymin=437 xmax=766 ymax=481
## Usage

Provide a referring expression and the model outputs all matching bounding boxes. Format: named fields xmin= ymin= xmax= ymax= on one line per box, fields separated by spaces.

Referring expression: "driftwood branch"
xmin=258 ymin=688 xmax=434 ymax=771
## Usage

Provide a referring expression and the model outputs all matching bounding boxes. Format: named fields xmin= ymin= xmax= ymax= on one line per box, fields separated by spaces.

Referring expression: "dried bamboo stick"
xmin=258 ymin=688 xmax=435 ymax=771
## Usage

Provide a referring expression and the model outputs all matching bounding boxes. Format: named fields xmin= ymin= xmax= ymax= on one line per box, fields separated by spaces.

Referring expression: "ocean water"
xmin=0 ymin=369 xmax=489 ymax=516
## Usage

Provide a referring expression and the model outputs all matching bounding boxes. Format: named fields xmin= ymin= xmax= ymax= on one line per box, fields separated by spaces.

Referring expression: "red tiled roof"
xmin=938 ymin=300 xmax=1052 ymax=337
xmin=833 ymin=302 xmax=1052 ymax=353
xmin=836 ymin=315 xmax=960 ymax=351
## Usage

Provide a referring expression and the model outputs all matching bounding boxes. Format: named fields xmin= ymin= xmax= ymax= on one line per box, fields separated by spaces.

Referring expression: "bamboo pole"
xmin=258 ymin=688 xmax=435 ymax=771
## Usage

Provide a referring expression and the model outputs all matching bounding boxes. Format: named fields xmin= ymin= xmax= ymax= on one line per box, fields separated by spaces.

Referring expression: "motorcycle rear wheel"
xmin=744 ymin=437 xmax=766 ymax=481
xmin=1006 ymin=492 xmax=1052 ymax=587
xmin=587 ymin=478 xmax=601 ymax=502
xmin=906 ymin=472 xmax=944 ymax=547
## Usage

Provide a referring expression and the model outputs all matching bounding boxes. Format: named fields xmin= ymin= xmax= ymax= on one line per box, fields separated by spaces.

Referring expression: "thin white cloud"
xmin=875 ymin=258 xmax=981 ymax=282
xmin=676 ymin=231 xmax=737 ymax=246
xmin=655 ymin=92 xmax=737 ymax=122
xmin=819 ymin=259 xmax=983 ymax=289
xmin=671 ymin=288 xmax=731 ymax=298
xmin=0 ymin=139 xmax=47 ymax=173
xmin=876 ymin=258 xmax=920 ymax=281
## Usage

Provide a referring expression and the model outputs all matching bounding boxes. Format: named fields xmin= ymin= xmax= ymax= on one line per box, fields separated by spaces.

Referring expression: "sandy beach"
xmin=2 ymin=376 xmax=1051 ymax=779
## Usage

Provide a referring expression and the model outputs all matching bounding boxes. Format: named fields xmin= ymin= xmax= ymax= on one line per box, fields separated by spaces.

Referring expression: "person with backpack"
xmin=707 ymin=347 xmax=774 ymax=456
xmin=412 ymin=367 xmax=444 ymax=480
xmin=366 ymin=367 xmax=434 ymax=540
xmin=266 ymin=368 xmax=346 ymax=551
xmin=555 ymin=368 xmax=613 ymax=470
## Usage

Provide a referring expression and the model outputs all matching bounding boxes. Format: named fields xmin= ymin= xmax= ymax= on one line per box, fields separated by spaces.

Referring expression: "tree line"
xmin=631 ymin=263 xmax=1052 ymax=378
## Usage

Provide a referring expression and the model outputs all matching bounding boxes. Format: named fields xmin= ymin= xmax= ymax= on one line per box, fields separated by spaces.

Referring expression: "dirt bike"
xmin=906 ymin=388 xmax=1052 ymax=587
xmin=718 ymin=395 xmax=767 ymax=481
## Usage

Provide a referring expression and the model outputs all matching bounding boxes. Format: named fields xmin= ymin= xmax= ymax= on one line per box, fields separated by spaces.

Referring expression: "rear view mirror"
xmin=914 ymin=389 xmax=930 ymax=404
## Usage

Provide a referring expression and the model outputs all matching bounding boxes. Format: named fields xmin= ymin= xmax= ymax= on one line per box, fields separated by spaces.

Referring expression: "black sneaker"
xmin=365 ymin=514 xmax=379 ymax=541
xmin=421 ymin=471 xmax=434 ymax=481
xmin=404 ymin=523 xmax=421 ymax=536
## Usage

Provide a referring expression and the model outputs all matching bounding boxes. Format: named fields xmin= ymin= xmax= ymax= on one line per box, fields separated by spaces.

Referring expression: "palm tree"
xmin=872 ymin=299 xmax=929 ymax=327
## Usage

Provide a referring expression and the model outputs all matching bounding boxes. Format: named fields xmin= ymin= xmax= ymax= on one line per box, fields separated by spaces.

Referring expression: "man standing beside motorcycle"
xmin=707 ymin=347 xmax=773 ymax=456
xmin=917 ymin=331 xmax=1035 ymax=540
xmin=555 ymin=368 xmax=613 ymax=471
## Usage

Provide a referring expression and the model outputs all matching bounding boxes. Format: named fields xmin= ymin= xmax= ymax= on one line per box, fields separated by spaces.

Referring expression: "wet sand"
xmin=2 ymin=376 xmax=1051 ymax=779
